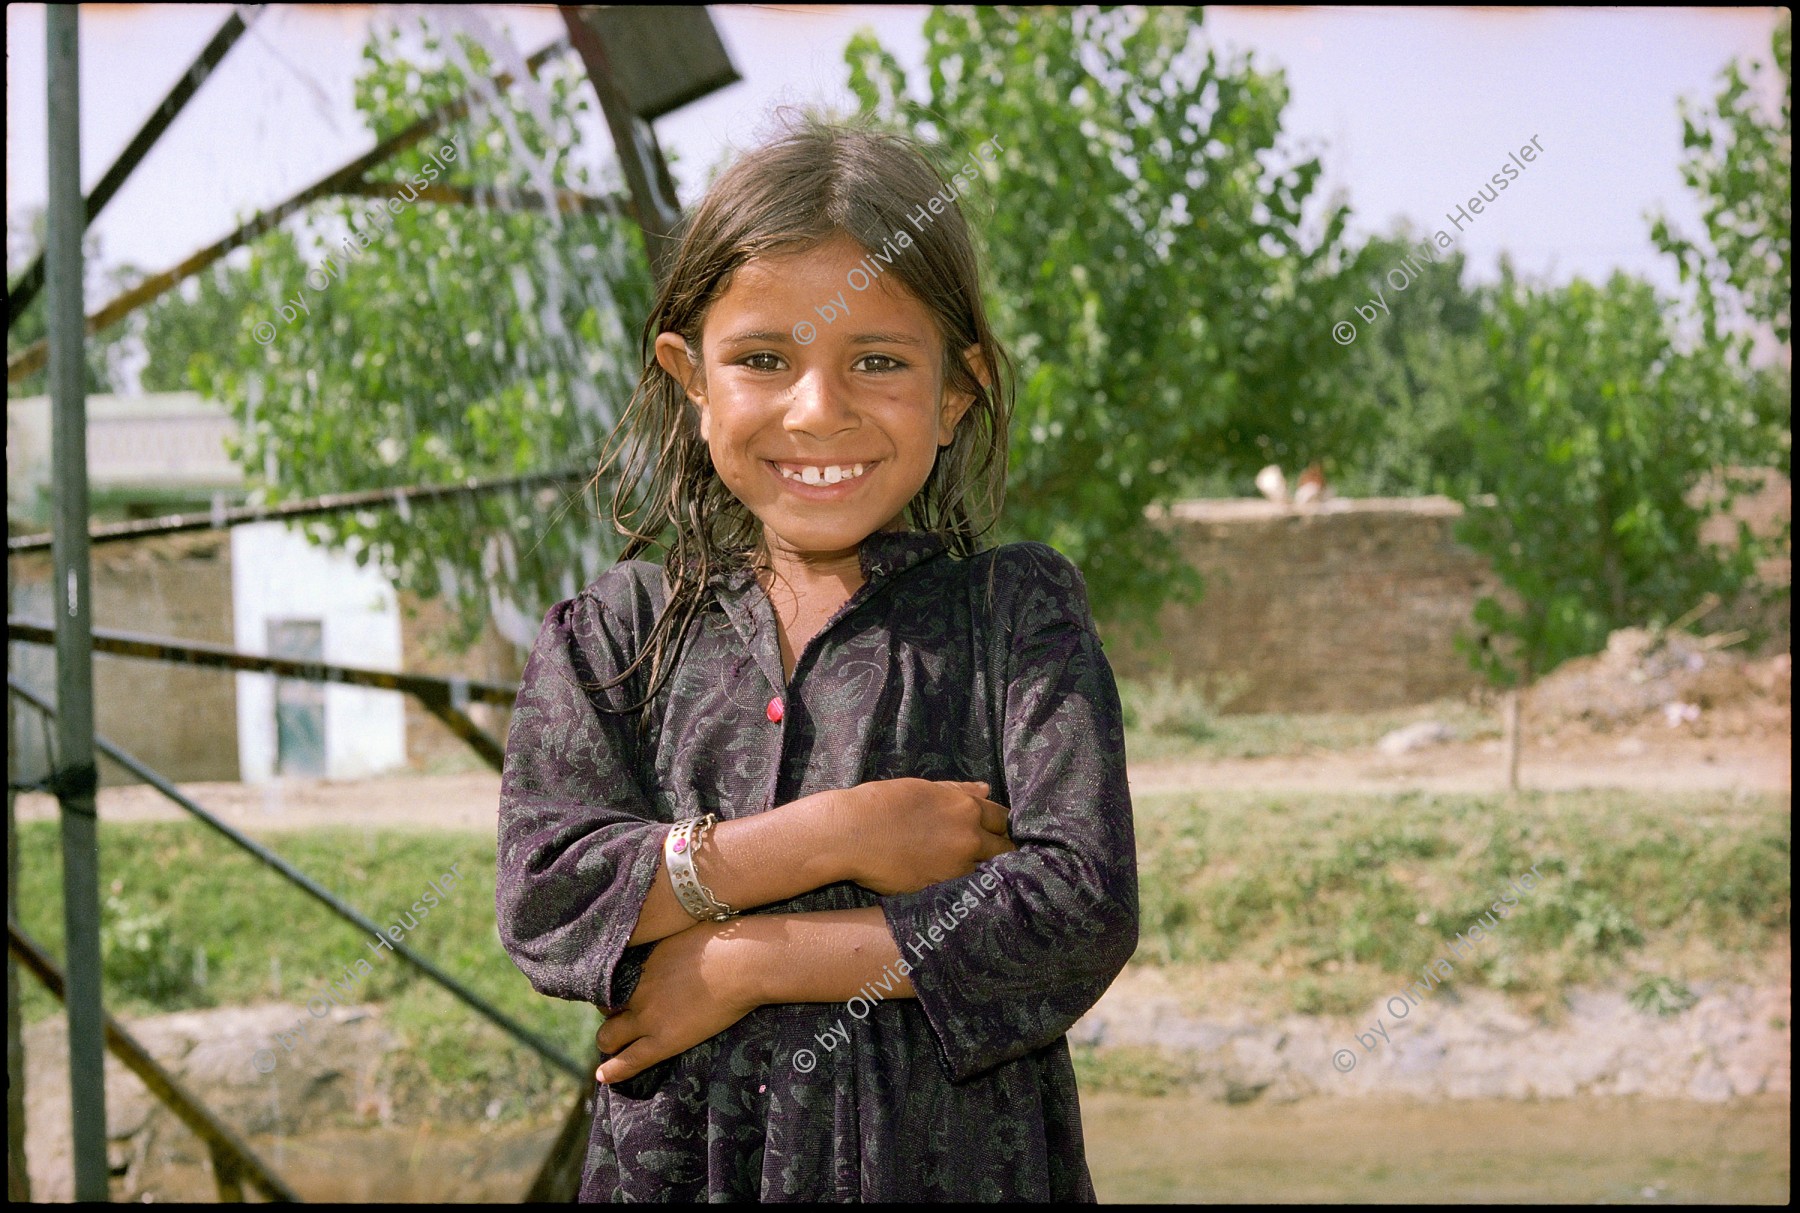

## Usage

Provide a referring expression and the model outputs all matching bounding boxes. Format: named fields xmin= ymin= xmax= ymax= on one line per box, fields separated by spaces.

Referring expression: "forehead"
xmin=706 ymin=235 xmax=939 ymax=332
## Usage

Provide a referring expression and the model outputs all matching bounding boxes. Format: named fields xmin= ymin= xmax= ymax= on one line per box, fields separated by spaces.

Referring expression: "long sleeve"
xmin=496 ymin=571 xmax=668 ymax=1010
xmin=878 ymin=542 xmax=1139 ymax=1083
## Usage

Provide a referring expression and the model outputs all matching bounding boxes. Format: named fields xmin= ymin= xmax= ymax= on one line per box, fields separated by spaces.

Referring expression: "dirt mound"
xmin=1529 ymin=626 xmax=1790 ymax=742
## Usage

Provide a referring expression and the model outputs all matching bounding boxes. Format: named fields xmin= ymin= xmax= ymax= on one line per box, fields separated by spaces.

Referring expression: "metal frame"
xmin=7 ymin=5 xmax=738 ymax=1200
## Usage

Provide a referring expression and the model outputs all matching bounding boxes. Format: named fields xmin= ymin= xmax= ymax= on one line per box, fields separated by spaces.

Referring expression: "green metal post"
xmin=7 ymin=557 xmax=27 ymax=1201
xmin=46 ymin=6 xmax=109 ymax=1200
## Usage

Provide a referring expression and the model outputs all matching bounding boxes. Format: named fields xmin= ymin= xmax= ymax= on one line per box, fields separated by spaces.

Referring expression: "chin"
xmin=761 ymin=514 xmax=883 ymax=555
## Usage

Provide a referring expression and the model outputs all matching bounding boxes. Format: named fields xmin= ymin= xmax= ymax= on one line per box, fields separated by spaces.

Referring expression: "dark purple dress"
xmin=496 ymin=528 xmax=1138 ymax=1201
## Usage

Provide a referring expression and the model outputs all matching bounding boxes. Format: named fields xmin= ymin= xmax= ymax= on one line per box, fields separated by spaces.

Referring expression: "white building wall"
xmin=230 ymin=521 xmax=405 ymax=782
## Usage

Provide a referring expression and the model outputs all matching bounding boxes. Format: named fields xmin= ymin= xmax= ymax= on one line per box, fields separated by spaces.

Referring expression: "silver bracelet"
xmin=665 ymin=813 xmax=736 ymax=922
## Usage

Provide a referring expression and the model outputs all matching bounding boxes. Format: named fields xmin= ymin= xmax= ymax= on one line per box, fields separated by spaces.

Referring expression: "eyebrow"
xmin=717 ymin=330 xmax=927 ymax=348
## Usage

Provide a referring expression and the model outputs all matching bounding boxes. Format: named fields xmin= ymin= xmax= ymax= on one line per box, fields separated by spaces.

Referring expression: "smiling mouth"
xmin=768 ymin=461 xmax=876 ymax=487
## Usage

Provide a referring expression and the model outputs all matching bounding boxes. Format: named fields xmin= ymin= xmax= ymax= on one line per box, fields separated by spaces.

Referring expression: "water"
xmin=114 ymin=1094 xmax=1790 ymax=1202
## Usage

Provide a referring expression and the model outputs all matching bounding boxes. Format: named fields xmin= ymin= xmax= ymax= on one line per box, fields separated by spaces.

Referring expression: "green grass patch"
xmin=1115 ymin=676 xmax=1500 ymax=762
xmin=1132 ymin=786 xmax=1790 ymax=1016
xmin=12 ymin=821 xmax=595 ymax=1123
xmin=12 ymin=784 xmax=1788 ymax=1122
xmin=1071 ymin=1043 xmax=1204 ymax=1097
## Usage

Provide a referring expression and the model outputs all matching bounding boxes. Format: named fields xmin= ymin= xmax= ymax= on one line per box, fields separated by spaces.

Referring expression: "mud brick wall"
xmin=10 ymin=533 xmax=239 ymax=786
xmin=1096 ymin=497 xmax=1507 ymax=715
xmin=396 ymin=591 xmax=526 ymax=770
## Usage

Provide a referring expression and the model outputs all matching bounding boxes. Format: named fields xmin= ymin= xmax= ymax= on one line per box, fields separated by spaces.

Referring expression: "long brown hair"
xmin=588 ymin=114 xmax=1014 ymax=726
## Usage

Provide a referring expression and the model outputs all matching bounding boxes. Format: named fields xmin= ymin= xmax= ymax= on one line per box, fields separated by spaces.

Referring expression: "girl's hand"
xmin=595 ymin=920 xmax=757 ymax=1085
xmin=842 ymin=778 xmax=1015 ymax=896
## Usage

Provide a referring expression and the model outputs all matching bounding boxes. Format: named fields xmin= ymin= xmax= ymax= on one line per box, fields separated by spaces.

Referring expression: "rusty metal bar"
xmin=6 ymin=467 xmax=593 ymax=555
xmin=7 ymin=679 xmax=586 ymax=1083
xmin=8 ymin=618 xmax=519 ymax=706
xmin=7 ymin=36 xmax=573 ymax=384
xmin=523 ymin=1072 xmax=598 ymax=1202
xmin=9 ymin=618 xmax=514 ymax=772
xmin=333 ymin=178 xmax=626 ymax=218
xmin=8 ymin=921 xmax=302 ymax=1202
xmin=8 ymin=8 xmax=261 ymax=329
xmin=561 ymin=9 xmax=680 ymax=276
xmin=419 ymin=700 xmax=509 ymax=772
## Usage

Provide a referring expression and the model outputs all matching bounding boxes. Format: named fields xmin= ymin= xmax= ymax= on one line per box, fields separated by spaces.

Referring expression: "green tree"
xmin=1651 ymin=10 xmax=1791 ymax=350
xmin=846 ymin=6 xmax=1353 ymax=630
xmin=1454 ymin=266 xmax=1776 ymax=694
xmin=1321 ymin=224 xmax=1493 ymax=499
xmin=160 ymin=18 xmax=656 ymax=651
xmin=136 ymin=257 xmax=258 ymax=395
xmin=6 ymin=208 xmax=137 ymax=399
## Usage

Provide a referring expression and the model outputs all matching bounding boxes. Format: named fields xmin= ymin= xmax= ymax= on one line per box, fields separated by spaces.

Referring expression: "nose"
xmin=783 ymin=365 xmax=858 ymax=440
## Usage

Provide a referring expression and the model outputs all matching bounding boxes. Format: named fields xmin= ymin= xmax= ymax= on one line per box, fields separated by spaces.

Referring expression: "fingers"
xmin=595 ymin=1012 xmax=639 ymax=1058
xmin=977 ymin=829 xmax=1018 ymax=861
xmin=596 ymin=1035 xmax=665 ymax=1085
xmin=975 ymin=796 xmax=1010 ymax=838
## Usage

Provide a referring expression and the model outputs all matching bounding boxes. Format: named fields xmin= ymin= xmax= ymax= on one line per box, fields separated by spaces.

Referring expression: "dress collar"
xmin=705 ymin=528 xmax=950 ymax=694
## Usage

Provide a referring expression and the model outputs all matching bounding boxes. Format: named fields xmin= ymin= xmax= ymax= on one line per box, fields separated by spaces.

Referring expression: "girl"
xmin=496 ymin=117 xmax=1137 ymax=1203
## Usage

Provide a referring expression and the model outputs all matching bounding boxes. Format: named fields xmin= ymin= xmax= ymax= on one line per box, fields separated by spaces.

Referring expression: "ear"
xmin=655 ymin=332 xmax=709 ymax=439
xmin=936 ymin=343 xmax=991 ymax=447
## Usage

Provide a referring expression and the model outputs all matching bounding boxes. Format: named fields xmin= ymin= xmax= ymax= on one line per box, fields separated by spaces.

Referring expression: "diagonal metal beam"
xmin=560 ymin=8 xmax=681 ymax=277
xmin=7 ymin=922 xmax=302 ymax=1202
xmin=6 ymin=618 xmax=520 ymax=706
xmin=6 ymin=36 xmax=573 ymax=385
xmin=333 ymin=178 xmax=627 ymax=218
xmin=8 ymin=677 xmax=587 ymax=1083
xmin=6 ymin=466 xmax=594 ymax=555
xmin=7 ymin=8 xmax=263 ymax=330
xmin=8 ymin=620 xmax=516 ymax=771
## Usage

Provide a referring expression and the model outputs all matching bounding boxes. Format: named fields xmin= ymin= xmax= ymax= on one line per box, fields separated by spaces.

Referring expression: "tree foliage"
xmin=1651 ymin=10 xmax=1791 ymax=350
xmin=158 ymin=19 xmax=656 ymax=649
xmin=6 ymin=209 xmax=136 ymax=400
xmin=846 ymin=6 xmax=1352 ymax=630
xmin=1318 ymin=225 xmax=1492 ymax=499
xmin=1454 ymin=267 xmax=1778 ymax=686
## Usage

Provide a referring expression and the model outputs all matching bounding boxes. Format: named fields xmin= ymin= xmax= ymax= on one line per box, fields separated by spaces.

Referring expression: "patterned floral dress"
xmin=496 ymin=528 xmax=1139 ymax=1201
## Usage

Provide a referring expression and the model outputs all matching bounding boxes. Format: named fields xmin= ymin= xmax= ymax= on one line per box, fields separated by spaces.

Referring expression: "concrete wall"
xmin=230 ymin=522 xmax=407 ymax=782
xmin=10 ymin=534 xmax=241 ymax=786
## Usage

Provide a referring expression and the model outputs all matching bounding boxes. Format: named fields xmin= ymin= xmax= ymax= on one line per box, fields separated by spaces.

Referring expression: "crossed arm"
xmin=593 ymin=777 xmax=1013 ymax=1083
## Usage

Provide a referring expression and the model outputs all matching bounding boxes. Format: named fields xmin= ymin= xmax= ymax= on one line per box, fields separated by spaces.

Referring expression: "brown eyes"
xmin=736 ymin=353 xmax=907 ymax=373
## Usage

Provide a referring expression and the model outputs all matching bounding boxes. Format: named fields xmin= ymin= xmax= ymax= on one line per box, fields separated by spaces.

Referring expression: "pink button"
xmin=767 ymin=696 xmax=784 ymax=723
xmin=671 ymin=836 xmax=687 ymax=854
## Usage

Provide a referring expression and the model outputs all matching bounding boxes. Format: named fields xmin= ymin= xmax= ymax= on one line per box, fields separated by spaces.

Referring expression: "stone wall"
xmin=395 ymin=591 xmax=526 ymax=771
xmin=10 ymin=533 xmax=240 ymax=786
xmin=1098 ymin=475 xmax=1790 ymax=716
xmin=1097 ymin=497 xmax=1513 ymax=715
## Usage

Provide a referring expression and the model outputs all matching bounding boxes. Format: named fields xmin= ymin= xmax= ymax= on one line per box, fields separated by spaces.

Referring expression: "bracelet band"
xmin=665 ymin=813 xmax=736 ymax=922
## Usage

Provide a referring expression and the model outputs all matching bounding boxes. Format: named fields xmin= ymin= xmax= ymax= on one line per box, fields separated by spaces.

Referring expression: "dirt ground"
xmin=14 ymin=712 xmax=1788 ymax=832
xmin=14 ymin=623 xmax=1789 ymax=827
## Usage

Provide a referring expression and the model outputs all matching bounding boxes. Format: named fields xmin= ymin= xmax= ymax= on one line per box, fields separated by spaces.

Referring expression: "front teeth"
xmin=783 ymin=463 xmax=865 ymax=485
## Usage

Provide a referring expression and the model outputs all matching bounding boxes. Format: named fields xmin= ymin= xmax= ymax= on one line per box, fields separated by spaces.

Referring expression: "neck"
xmin=754 ymin=519 xmax=906 ymax=596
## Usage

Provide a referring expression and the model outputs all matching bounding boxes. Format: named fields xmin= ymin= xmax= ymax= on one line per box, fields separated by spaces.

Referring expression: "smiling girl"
xmin=496 ymin=118 xmax=1137 ymax=1202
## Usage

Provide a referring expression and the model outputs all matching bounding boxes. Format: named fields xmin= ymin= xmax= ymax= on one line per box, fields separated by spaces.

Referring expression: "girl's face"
xmin=655 ymin=234 xmax=986 ymax=567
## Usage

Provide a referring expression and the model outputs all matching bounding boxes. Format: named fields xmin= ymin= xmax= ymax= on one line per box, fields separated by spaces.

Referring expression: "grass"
xmin=1131 ymin=785 xmax=1790 ymax=1019
xmin=1114 ymin=675 xmax=1501 ymax=762
xmin=12 ymin=823 xmax=596 ymax=1125
xmin=12 ymin=782 xmax=1789 ymax=1120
